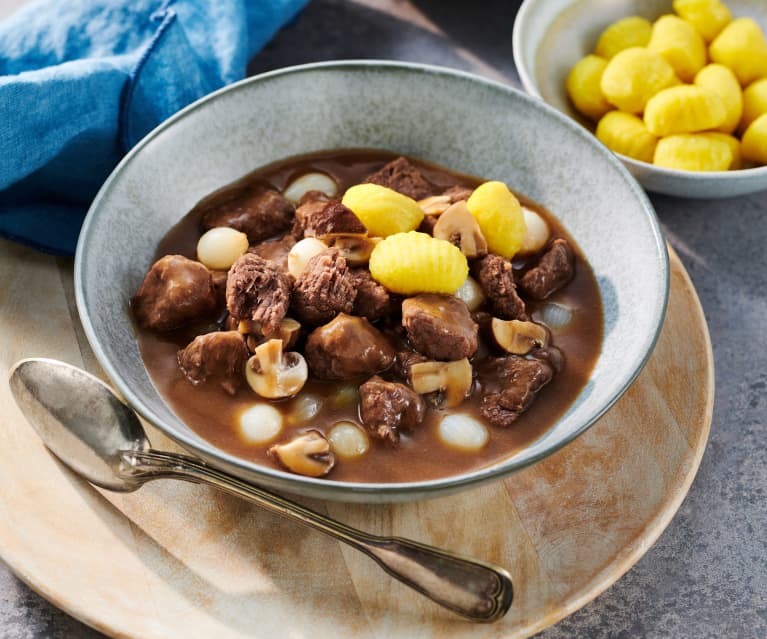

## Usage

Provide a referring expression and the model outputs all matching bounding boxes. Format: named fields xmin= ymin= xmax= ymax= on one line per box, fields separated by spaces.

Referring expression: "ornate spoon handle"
xmin=124 ymin=449 xmax=513 ymax=622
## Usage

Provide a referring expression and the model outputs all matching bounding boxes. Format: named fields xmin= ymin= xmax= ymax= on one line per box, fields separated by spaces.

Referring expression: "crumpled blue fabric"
xmin=0 ymin=0 xmax=308 ymax=255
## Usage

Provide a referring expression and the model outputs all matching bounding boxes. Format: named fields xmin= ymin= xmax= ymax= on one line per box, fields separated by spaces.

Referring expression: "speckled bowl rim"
xmin=75 ymin=60 xmax=669 ymax=500
xmin=512 ymin=0 xmax=767 ymax=189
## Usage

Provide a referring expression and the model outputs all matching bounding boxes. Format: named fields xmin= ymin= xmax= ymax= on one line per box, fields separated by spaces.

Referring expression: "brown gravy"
xmin=136 ymin=150 xmax=603 ymax=483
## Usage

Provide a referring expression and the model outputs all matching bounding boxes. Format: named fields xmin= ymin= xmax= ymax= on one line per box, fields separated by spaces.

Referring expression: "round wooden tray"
xmin=0 ymin=242 xmax=713 ymax=639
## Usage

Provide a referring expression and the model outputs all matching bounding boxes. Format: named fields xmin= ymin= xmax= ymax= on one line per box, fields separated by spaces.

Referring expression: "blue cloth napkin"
xmin=0 ymin=0 xmax=308 ymax=255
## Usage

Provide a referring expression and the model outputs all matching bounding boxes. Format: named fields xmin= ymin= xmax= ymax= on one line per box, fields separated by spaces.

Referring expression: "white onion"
xmin=454 ymin=276 xmax=486 ymax=311
xmin=283 ymin=172 xmax=338 ymax=204
xmin=328 ymin=421 xmax=370 ymax=459
xmin=287 ymin=394 xmax=322 ymax=424
xmin=238 ymin=404 xmax=283 ymax=444
xmin=540 ymin=302 xmax=574 ymax=329
xmin=437 ymin=414 xmax=489 ymax=451
xmin=287 ymin=237 xmax=327 ymax=278
xmin=518 ymin=207 xmax=550 ymax=256
xmin=196 ymin=227 xmax=248 ymax=270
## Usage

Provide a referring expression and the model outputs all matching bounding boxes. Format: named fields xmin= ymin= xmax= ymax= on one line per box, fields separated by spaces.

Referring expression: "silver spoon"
xmin=8 ymin=358 xmax=512 ymax=622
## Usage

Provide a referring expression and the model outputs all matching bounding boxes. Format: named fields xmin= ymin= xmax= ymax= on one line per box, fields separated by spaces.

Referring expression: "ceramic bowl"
xmin=75 ymin=61 xmax=668 ymax=503
xmin=513 ymin=0 xmax=767 ymax=198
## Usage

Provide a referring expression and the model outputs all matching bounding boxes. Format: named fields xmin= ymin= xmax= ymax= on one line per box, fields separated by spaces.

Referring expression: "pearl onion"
xmin=283 ymin=172 xmax=338 ymax=204
xmin=287 ymin=394 xmax=322 ymax=424
xmin=518 ymin=207 xmax=550 ymax=256
xmin=287 ymin=237 xmax=328 ymax=278
xmin=328 ymin=421 xmax=370 ymax=459
xmin=196 ymin=227 xmax=249 ymax=270
xmin=239 ymin=404 xmax=283 ymax=444
xmin=454 ymin=276 xmax=486 ymax=311
xmin=438 ymin=414 xmax=489 ymax=452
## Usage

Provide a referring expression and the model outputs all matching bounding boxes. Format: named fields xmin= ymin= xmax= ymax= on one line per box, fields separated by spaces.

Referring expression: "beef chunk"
xmin=519 ymin=238 xmax=575 ymax=300
xmin=392 ymin=350 xmax=428 ymax=381
xmin=177 ymin=331 xmax=249 ymax=395
xmin=532 ymin=345 xmax=565 ymax=374
xmin=294 ymin=200 xmax=366 ymax=238
xmin=292 ymin=249 xmax=355 ymax=325
xmin=401 ymin=294 xmax=478 ymax=361
xmin=226 ymin=253 xmax=292 ymax=336
xmin=132 ymin=255 xmax=217 ymax=331
xmin=471 ymin=254 xmax=528 ymax=320
xmin=200 ymin=187 xmax=294 ymax=243
xmin=478 ymin=356 xmax=555 ymax=428
xmin=348 ymin=268 xmax=392 ymax=321
xmin=305 ymin=313 xmax=395 ymax=380
xmin=210 ymin=270 xmax=229 ymax=308
xmin=442 ymin=184 xmax=474 ymax=202
xmin=363 ymin=156 xmax=432 ymax=200
xmin=359 ymin=376 xmax=426 ymax=444
xmin=248 ymin=234 xmax=296 ymax=273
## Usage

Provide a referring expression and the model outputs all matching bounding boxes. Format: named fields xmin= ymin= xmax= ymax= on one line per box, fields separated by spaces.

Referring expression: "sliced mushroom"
xmin=409 ymin=358 xmax=473 ymax=408
xmin=268 ymin=430 xmax=335 ymax=477
xmin=239 ymin=317 xmax=301 ymax=351
xmin=417 ymin=194 xmax=452 ymax=216
xmin=320 ymin=233 xmax=380 ymax=266
xmin=433 ymin=201 xmax=488 ymax=258
xmin=245 ymin=339 xmax=308 ymax=398
xmin=489 ymin=318 xmax=549 ymax=355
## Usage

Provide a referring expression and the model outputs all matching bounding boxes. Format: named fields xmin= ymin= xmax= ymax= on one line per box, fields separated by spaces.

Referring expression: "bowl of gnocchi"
xmin=513 ymin=0 xmax=767 ymax=197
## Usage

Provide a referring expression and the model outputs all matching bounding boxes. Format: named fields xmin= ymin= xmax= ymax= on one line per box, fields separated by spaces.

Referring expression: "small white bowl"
xmin=513 ymin=0 xmax=767 ymax=198
xmin=75 ymin=61 xmax=668 ymax=502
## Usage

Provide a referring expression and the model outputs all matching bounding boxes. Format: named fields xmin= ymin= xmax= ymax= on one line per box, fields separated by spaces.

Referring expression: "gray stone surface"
xmin=1 ymin=0 xmax=765 ymax=637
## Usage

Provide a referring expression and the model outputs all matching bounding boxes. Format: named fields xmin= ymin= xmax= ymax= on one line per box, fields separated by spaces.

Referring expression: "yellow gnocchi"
xmin=600 ymin=47 xmax=678 ymax=114
xmin=648 ymin=14 xmax=707 ymax=82
xmin=698 ymin=132 xmax=741 ymax=169
xmin=644 ymin=85 xmax=726 ymax=136
xmin=368 ymin=232 xmax=468 ymax=295
xmin=466 ymin=181 xmax=526 ymax=259
xmin=341 ymin=183 xmax=423 ymax=237
xmin=654 ymin=133 xmax=733 ymax=171
xmin=566 ymin=55 xmax=612 ymax=121
xmin=740 ymin=77 xmax=767 ymax=133
xmin=596 ymin=111 xmax=658 ymax=163
xmin=673 ymin=0 xmax=732 ymax=42
xmin=694 ymin=64 xmax=743 ymax=133
xmin=595 ymin=16 xmax=653 ymax=59
xmin=709 ymin=18 xmax=767 ymax=87
xmin=741 ymin=113 xmax=767 ymax=165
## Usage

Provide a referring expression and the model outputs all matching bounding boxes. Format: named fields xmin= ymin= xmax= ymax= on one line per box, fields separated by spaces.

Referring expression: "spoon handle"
xmin=125 ymin=449 xmax=512 ymax=622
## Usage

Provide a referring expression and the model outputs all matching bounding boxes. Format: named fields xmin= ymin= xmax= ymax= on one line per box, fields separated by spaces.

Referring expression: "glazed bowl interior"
xmin=513 ymin=0 xmax=767 ymax=198
xmin=75 ymin=61 xmax=668 ymax=502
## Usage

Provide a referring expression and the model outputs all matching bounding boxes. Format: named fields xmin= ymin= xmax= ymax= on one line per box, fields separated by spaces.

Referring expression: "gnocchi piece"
xmin=741 ymin=113 xmax=767 ymax=165
xmin=283 ymin=172 xmax=338 ymax=204
xmin=341 ymin=183 xmax=423 ymax=237
xmin=698 ymin=132 xmax=741 ymax=169
xmin=566 ymin=55 xmax=613 ymax=120
xmin=709 ymin=18 xmax=767 ymax=87
xmin=648 ymin=14 xmax=707 ymax=83
xmin=369 ymin=231 xmax=468 ymax=295
xmin=196 ymin=227 xmax=248 ymax=270
xmin=466 ymin=181 xmax=526 ymax=259
xmin=596 ymin=111 xmax=659 ymax=163
xmin=437 ymin=414 xmax=489 ymax=452
xmin=287 ymin=237 xmax=328 ymax=278
xmin=600 ymin=47 xmax=678 ymax=114
xmin=595 ymin=16 xmax=653 ymax=59
xmin=694 ymin=64 xmax=743 ymax=134
xmin=644 ymin=85 xmax=726 ymax=136
xmin=518 ymin=207 xmax=550 ymax=256
xmin=740 ymin=78 xmax=767 ymax=133
xmin=673 ymin=0 xmax=732 ymax=42
xmin=239 ymin=404 xmax=283 ymax=444
xmin=653 ymin=133 xmax=733 ymax=171
xmin=328 ymin=421 xmax=370 ymax=460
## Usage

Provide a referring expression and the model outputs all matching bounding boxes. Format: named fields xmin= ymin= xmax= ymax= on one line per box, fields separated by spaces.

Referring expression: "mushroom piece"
xmin=268 ymin=430 xmax=336 ymax=477
xmin=320 ymin=233 xmax=380 ymax=266
xmin=245 ymin=339 xmax=308 ymax=398
xmin=239 ymin=317 xmax=302 ymax=351
xmin=433 ymin=201 xmax=488 ymax=258
xmin=417 ymin=194 xmax=452 ymax=216
xmin=409 ymin=358 xmax=473 ymax=408
xmin=489 ymin=318 xmax=549 ymax=355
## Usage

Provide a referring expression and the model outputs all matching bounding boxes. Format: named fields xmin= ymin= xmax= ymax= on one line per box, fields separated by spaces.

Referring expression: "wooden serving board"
xmin=0 ymin=240 xmax=713 ymax=639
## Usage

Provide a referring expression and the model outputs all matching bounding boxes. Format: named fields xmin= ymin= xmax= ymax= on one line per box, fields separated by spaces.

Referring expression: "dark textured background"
xmin=1 ymin=1 xmax=766 ymax=637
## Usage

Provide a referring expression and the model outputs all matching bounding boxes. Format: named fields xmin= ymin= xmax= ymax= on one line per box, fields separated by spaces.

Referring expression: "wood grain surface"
xmin=0 ymin=239 xmax=714 ymax=638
